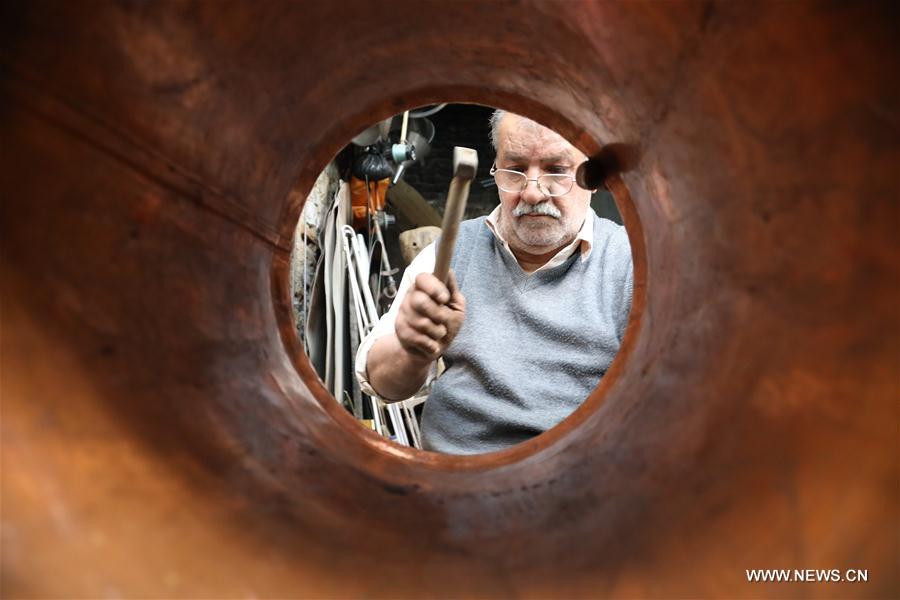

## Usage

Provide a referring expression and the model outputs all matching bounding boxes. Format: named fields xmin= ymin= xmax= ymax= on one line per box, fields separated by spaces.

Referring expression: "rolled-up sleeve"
xmin=354 ymin=242 xmax=438 ymax=396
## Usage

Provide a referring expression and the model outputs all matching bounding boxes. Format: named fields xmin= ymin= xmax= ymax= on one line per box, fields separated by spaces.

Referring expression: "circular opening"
xmin=274 ymin=95 xmax=646 ymax=466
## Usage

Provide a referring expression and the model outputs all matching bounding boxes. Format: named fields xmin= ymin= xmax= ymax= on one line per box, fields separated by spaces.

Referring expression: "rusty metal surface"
xmin=1 ymin=1 xmax=897 ymax=597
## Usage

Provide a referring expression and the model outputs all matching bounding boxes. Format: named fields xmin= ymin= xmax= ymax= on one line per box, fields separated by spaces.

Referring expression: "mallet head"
xmin=452 ymin=146 xmax=478 ymax=180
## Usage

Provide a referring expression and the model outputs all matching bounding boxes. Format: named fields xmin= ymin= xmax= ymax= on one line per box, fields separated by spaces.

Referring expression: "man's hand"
xmin=395 ymin=271 xmax=466 ymax=361
xmin=365 ymin=270 xmax=465 ymax=401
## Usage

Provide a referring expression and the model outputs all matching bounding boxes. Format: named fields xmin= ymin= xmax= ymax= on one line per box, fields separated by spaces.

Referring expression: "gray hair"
xmin=488 ymin=109 xmax=506 ymax=151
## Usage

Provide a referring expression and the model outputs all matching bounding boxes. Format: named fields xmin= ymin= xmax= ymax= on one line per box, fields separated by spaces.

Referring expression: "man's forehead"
xmin=497 ymin=114 xmax=584 ymax=162
xmin=503 ymin=152 xmax=572 ymax=164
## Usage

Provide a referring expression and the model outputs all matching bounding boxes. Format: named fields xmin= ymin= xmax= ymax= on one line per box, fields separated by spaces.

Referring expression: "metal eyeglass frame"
xmin=489 ymin=164 xmax=577 ymax=197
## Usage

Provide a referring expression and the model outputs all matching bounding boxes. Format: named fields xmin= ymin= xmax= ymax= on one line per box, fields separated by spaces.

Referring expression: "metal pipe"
xmin=0 ymin=2 xmax=896 ymax=598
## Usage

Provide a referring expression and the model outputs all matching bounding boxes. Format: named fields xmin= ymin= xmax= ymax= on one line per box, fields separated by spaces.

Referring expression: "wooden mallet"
xmin=433 ymin=146 xmax=478 ymax=283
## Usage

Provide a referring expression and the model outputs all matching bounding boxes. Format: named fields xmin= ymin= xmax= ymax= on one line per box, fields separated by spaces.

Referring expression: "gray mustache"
xmin=512 ymin=201 xmax=561 ymax=219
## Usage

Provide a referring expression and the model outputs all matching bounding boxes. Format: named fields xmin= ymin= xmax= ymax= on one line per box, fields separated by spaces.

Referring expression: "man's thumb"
xmin=446 ymin=270 xmax=465 ymax=308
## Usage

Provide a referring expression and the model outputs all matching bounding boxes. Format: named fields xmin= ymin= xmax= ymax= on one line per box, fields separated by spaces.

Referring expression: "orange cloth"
xmin=350 ymin=177 xmax=389 ymax=230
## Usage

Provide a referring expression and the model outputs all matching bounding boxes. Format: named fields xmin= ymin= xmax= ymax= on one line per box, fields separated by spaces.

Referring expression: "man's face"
xmin=494 ymin=113 xmax=591 ymax=254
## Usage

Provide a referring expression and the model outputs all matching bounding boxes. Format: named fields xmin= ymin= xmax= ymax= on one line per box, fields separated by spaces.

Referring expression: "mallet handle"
xmin=433 ymin=177 xmax=470 ymax=283
xmin=433 ymin=147 xmax=477 ymax=283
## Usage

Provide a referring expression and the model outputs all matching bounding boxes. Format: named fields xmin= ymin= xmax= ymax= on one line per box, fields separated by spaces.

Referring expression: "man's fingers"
xmin=410 ymin=335 xmax=440 ymax=358
xmin=414 ymin=272 xmax=451 ymax=305
xmin=396 ymin=325 xmax=441 ymax=358
xmin=408 ymin=290 xmax=433 ymax=315
xmin=408 ymin=290 xmax=453 ymax=324
xmin=395 ymin=270 xmax=464 ymax=360
xmin=410 ymin=315 xmax=448 ymax=341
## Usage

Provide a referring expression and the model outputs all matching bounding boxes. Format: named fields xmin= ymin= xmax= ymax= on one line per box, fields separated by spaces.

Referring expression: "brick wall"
xmin=401 ymin=104 xmax=498 ymax=219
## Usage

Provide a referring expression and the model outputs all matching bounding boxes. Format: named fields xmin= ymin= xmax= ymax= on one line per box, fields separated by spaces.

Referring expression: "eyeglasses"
xmin=489 ymin=165 xmax=576 ymax=197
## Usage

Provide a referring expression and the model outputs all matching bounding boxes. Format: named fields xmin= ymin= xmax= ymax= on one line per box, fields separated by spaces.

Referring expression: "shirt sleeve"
xmin=354 ymin=241 xmax=438 ymax=396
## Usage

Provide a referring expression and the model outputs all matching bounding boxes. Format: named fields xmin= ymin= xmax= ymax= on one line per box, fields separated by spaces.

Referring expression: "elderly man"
xmin=355 ymin=110 xmax=633 ymax=454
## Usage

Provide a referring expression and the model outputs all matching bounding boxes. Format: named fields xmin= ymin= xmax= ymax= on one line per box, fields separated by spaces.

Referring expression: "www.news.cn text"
xmin=746 ymin=569 xmax=868 ymax=583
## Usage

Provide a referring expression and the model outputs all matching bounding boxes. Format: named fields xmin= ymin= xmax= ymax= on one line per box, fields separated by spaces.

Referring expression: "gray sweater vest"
xmin=422 ymin=212 xmax=633 ymax=455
